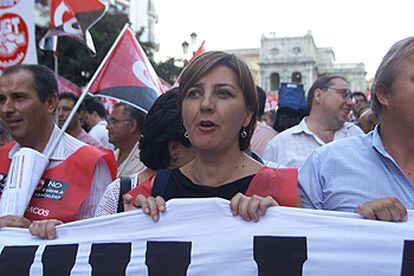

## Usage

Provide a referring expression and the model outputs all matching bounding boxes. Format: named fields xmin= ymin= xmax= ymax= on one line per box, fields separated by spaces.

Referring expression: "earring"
xmin=184 ymin=131 xmax=189 ymax=138
xmin=240 ymin=128 xmax=248 ymax=138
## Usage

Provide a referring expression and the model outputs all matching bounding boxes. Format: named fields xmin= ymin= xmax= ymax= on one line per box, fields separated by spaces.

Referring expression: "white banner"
xmin=1 ymin=198 xmax=414 ymax=275
xmin=0 ymin=0 xmax=37 ymax=71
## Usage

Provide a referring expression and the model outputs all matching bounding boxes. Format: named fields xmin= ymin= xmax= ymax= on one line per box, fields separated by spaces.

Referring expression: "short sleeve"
xmin=298 ymin=150 xmax=325 ymax=209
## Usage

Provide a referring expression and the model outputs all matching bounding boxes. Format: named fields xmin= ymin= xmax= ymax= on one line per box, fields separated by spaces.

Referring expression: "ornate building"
xmin=227 ymin=32 xmax=367 ymax=94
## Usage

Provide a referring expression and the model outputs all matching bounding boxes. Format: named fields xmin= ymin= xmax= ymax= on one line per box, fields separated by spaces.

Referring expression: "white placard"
xmin=0 ymin=0 xmax=37 ymax=71
xmin=0 ymin=198 xmax=413 ymax=275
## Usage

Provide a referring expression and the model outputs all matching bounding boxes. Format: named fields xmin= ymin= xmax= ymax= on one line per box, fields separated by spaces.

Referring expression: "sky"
xmin=153 ymin=0 xmax=414 ymax=80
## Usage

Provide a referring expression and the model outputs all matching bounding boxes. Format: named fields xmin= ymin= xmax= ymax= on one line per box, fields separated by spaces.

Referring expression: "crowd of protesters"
xmin=0 ymin=36 xmax=413 ymax=239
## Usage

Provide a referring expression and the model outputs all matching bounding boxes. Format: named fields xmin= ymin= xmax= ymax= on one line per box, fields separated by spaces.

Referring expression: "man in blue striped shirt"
xmin=299 ymin=37 xmax=414 ymax=222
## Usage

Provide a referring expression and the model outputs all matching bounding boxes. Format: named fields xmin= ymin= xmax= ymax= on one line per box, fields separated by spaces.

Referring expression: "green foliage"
xmin=153 ymin=57 xmax=185 ymax=85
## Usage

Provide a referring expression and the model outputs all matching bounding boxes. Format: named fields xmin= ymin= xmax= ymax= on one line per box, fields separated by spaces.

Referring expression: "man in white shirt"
xmin=107 ymin=102 xmax=146 ymax=177
xmin=83 ymin=99 xmax=114 ymax=150
xmin=0 ymin=65 xmax=116 ymax=237
xmin=263 ymin=76 xmax=363 ymax=168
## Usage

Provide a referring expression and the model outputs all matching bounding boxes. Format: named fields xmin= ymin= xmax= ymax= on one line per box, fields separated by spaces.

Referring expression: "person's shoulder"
xmin=61 ymin=131 xmax=87 ymax=153
xmin=256 ymin=121 xmax=277 ymax=135
xmin=342 ymin=122 xmax=365 ymax=135
xmin=267 ymin=124 xmax=301 ymax=145
xmin=315 ymin=133 xmax=369 ymax=157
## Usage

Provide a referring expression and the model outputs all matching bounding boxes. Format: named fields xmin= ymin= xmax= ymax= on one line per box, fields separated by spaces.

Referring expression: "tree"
xmin=154 ymin=57 xmax=185 ymax=85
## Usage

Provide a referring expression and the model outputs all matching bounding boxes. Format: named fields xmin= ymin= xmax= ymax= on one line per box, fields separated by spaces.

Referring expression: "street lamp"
xmin=181 ymin=41 xmax=189 ymax=54
xmin=190 ymin=32 xmax=197 ymax=44
xmin=181 ymin=32 xmax=198 ymax=57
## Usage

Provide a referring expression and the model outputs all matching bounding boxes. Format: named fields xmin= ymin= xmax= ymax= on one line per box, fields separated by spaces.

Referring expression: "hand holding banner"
xmin=1 ymin=198 xmax=414 ymax=275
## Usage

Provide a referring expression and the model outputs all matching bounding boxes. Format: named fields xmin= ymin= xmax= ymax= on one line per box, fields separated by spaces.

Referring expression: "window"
xmin=270 ymin=73 xmax=280 ymax=91
xmin=291 ymin=72 xmax=302 ymax=83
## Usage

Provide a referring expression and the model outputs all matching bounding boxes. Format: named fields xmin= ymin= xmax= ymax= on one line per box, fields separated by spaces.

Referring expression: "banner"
xmin=0 ymin=0 xmax=37 ymax=71
xmin=88 ymin=25 xmax=163 ymax=113
xmin=1 ymin=198 xmax=413 ymax=275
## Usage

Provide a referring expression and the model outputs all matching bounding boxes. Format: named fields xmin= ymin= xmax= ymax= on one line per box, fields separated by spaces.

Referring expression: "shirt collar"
xmin=291 ymin=117 xmax=311 ymax=134
xmin=8 ymin=125 xmax=66 ymax=161
xmin=371 ymin=124 xmax=395 ymax=161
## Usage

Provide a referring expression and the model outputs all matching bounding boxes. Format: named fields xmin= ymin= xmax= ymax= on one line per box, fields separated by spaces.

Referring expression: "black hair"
xmin=139 ymin=89 xmax=190 ymax=170
xmin=352 ymin=91 xmax=367 ymax=102
xmin=307 ymin=75 xmax=348 ymax=112
xmin=58 ymin=92 xmax=85 ymax=111
xmin=113 ymin=102 xmax=146 ymax=134
xmin=2 ymin=64 xmax=58 ymax=102
xmin=256 ymin=85 xmax=266 ymax=118
xmin=84 ymin=98 xmax=107 ymax=118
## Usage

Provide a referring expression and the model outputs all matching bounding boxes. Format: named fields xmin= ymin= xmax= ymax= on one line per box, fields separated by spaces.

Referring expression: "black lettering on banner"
xmin=41 ymin=244 xmax=78 ymax=276
xmin=89 ymin=243 xmax=131 ymax=276
xmin=146 ymin=241 xmax=192 ymax=276
xmin=253 ymin=236 xmax=307 ymax=276
xmin=0 ymin=245 xmax=38 ymax=276
xmin=400 ymin=240 xmax=414 ymax=276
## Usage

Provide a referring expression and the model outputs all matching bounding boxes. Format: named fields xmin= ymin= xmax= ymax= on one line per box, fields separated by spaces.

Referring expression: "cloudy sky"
xmin=154 ymin=0 xmax=413 ymax=79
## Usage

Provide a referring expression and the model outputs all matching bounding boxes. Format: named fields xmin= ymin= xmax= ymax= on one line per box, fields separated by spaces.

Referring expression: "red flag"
xmin=159 ymin=77 xmax=172 ymax=92
xmin=39 ymin=0 xmax=107 ymax=54
xmin=173 ymin=41 xmax=205 ymax=88
xmin=57 ymin=75 xmax=82 ymax=96
xmin=88 ymin=25 xmax=163 ymax=113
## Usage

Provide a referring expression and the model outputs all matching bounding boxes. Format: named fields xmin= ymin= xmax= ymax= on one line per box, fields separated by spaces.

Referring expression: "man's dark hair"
xmin=139 ymin=89 xmax=191 ymax=170
xmin=58 ymin=92 xmax=85 ymax=111
xmin=307 ymin=75 xmax=348 ymax=112
xmin=352 ymin=91 xmax=367 ymax=102
xmin=256 ymin=85 xmax=266 ymax=118
xmin=113 ymin=102 xmax=146 ymax=134
xmin=84 ymin=98 xmax=107 ymax=118
xmin=2 ymin=64 xmax=58 ymax=102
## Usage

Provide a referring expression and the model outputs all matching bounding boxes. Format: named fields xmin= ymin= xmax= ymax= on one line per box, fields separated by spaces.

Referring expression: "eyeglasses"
xmin=324 ymin=87 xmax=354 ymax=102
xmin=108 ymin=118 xmax=133 ymax=126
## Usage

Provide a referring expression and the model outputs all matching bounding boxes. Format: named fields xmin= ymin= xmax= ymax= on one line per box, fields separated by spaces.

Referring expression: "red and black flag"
xmin=39 ymin=0 xmax=107 ymax=54
xmin=88 ymin=25 xmax=164 ymax=113
xmin=159 ymin=77 xmax=172 ymax=92
xmin=57 ymin=75 xmax=82 ymax=96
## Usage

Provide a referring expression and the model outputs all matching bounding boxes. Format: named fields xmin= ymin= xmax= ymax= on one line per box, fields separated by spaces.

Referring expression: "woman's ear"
xmin=242 ymin=109 xmax=254 ymax=128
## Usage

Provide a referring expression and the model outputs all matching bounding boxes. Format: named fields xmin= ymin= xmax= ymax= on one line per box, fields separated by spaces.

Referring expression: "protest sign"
xmin=1 ymin=198 xmax=413 ymax=275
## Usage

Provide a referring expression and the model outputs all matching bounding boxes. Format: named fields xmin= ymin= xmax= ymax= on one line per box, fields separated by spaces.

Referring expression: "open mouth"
xmin=198 ymin=120 xmax=217 ymax=132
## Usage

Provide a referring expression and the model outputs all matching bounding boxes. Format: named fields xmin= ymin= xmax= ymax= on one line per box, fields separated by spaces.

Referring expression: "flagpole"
xmin=45 ymin=23 xmax=131 ymax=159
xmin=53 ymin=37 xmax=58 ymax=78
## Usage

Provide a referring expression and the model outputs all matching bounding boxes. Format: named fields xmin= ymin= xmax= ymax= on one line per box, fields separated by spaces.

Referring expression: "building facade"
xmin=227 ymin=32 xmax=367 ymax=94
xmin=111 ymin=0 xmax=158 ymax=46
